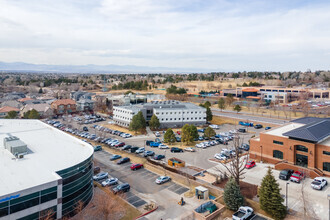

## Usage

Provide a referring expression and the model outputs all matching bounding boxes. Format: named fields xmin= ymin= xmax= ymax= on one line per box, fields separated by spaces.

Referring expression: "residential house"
xmin=20 ymin=103 xmax=54 ymax=118
xmin=51 ymin=99 xmax=76 ymax=115
xmin=0 ymin=106 xmax=20 ymax=118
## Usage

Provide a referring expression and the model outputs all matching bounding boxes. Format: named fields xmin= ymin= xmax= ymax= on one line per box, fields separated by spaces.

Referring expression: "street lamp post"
xmin=286 ymin=182 xmax=289 ymax=210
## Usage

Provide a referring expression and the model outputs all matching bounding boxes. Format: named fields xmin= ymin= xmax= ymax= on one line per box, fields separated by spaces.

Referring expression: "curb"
xmin=134 ymin=206 xmax=158 ymax=220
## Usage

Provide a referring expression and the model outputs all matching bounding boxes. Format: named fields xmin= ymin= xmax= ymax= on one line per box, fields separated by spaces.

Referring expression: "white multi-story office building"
xmin=113 ymin=100 xmax=206 ymax=128
xmin=0 ymin=120 xmax=94 ymax=220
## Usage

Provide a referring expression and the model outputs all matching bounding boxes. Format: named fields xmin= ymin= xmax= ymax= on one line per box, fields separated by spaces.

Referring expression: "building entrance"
xmin=296 ymin=154 xmax=308 ymax=168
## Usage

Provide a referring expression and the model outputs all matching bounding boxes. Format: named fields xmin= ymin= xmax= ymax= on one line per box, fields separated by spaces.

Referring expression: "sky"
xmin=0 ymin=0 xmax=330 ymax=72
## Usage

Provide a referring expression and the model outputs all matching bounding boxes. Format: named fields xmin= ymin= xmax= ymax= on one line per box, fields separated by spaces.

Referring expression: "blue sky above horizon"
xmin=0 ymin=0 xmax=329 ymax=72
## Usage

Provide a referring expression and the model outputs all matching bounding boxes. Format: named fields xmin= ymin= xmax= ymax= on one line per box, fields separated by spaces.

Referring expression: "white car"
xmin=195 ymin=143 xmax=203 ymax=148
xmin=101 ymin=178 xmax=118 ymax=187
xmin=209 ymin=124 xmax=220 ymax=129
xmin=93 ymin=172 xmax=108 ymax=181
xmin=311 ymin=177 xmax=327 ymax=190
xmin=214 ymin=153 xmax=227 ymax=160
xmin=135 ymin=147 xmax=145 ymax=154
xmin=155 ymin=132 xmax=161 ymax=137
xmin=184 ymin=147 xmax=196 ymax=152
xmin=158 ymin=144 xmax=169 ymax=149
xmin=155 ymin=176 xmax=171 ymax=184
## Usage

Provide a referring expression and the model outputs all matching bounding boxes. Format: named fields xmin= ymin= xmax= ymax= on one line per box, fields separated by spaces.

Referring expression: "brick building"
xmin=250 ymin=117 xmax=330 ymax=177
xmin=51 ymin=99 xmax=76 ymax=115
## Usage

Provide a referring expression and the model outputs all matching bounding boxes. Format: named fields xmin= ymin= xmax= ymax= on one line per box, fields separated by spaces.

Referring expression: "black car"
xmin=238 ymin=128 xmax=246 ymax=133
xmin=153 ymin=154 xmax=165 ymax=160
xmin=146 ymin=140 xmax=153 ymax=146
xmin=122 ymin=145 xmax=132 ymax=150
xmin=254 ymin=124 xmax=263 ymax=129
xmin=240 ymin=143 xmax=250 ymax=151
xmin=117 ymin=157 xmax=130 ymax=164
xmin=279 ymin=169 xmax=294 ymax=180
xmin=170 ymin=147 xmax=183 ymax=153
xmin=83 ymin=126 xmax=88 ymax=131
xmin=112 ymin=183 xmax=130 ymax=194
xmin=176 ymin=137 xmax=181 ymax=142
xmin=130 ymin=146 xmax=139 ymax=153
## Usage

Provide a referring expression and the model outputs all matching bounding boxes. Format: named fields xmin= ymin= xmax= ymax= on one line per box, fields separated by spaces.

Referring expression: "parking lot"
xmin=49 ymin=116 xmax=263 ymax=170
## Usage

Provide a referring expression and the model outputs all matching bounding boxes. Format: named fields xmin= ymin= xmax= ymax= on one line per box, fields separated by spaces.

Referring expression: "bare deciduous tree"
xmin=215 ymin=134 xmax=249 ymax=185
xmin=298 ymin=170 xmax=316 ymax=219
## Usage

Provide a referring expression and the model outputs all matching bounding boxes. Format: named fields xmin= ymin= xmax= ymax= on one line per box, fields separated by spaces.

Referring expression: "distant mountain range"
xmin=0 ymin=61 xmax=212 ymax=74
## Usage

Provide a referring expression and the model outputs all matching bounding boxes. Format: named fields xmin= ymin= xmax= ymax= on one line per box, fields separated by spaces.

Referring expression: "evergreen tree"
xmin=234 ymin=104 xmax=242 ymax=113
xmin=204 ymin=101 xmax=211 ymax=108
xmin=181 ymin=124 xmax=198 ymax=144
xmin=129 ymin=111 xmax=146 ymax=133
xmin=5 ymin=111 xmax=17 ymax=119
xmin=149 ymin=114 xmax=160 ymax=130
xmin=218 ymin=98 xmax=225 ymax=111
xmin=28 ymin=109 xmax=40 ymax=119
xmin=204 ymin=127 xmax=216 ymax=139
xmin=259 ymin=168 xmax=287 ymax=220
xmin=38 ymin=87 xmax=43 ymax=93
xmin=223 ymin=177 xmax=244 ymax=210
xmin=164 ymin=128 xmax=176 ymax=144
xmin=206 ymin=107 xmax=213 ymax=121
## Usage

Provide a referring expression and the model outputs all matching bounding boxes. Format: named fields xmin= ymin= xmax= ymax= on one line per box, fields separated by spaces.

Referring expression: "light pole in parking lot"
xmin=286 ymin=182 xmax=289 ymax=210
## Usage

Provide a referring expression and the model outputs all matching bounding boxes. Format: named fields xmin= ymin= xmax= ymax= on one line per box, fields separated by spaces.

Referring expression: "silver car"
xmin=101 ymin=178 xmax=118 ymax=187
xmin=155 ymin=176 xmax=171 ymax=184
xmin=93 ymin=172 xmax=108 ymax=181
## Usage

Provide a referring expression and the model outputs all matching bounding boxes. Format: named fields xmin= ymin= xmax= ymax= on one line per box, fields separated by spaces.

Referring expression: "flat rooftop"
xmin=264 ymin=123 xmax=305 ymax=137
xmin=0 ymin=120 xmax=93 ymax=197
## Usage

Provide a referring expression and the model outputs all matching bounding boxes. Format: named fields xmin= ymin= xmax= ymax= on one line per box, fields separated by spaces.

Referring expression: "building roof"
xmin=0 ymin=106 xmax=20 ymax=113
xmin=21 ymin=103 xmax=51 ymax=113
xmin=290 ymin=117 xmax=330 ymax=125
xmin=51 ymin=99 xmax=76 ymax=105
xmin=246 ymin=96 xmax=261 ymax=99
xmin=18 ymin=97 xmax=33 ymax=102
xmin=0 ymin=120 xmax=93 ymax=197
xmin=283 ymin=120 xmax=330 ymax=143
xmin=242 ymin=88 xmax=258 ymax=92
xmin=265 ymin=123 xmax=305 ymax=137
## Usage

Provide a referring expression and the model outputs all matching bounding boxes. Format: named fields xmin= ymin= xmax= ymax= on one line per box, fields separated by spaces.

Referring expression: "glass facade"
xmin=323 ymin=162 xmax=330 ymax=172
xmin=296 ymin=154 xmax=308 ymax=167
xmin=295 ymin=145 xmax=308 ymax=153
xmin=56 ymin=155 xmax=93 ymax=218
xmin=0 ymin=187 xmax=57 ymax=218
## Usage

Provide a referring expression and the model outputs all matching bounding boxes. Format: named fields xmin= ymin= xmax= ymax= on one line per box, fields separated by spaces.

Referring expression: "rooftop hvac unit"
xmin=3 ymin=136 xmax=27 ymax=157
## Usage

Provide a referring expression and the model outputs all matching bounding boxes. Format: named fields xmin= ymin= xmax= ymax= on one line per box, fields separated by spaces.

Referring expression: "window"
xmin=295 ymin=145 xmax=308 ymax=153
xmin=323 ymin=162 xmax=330 ymax=172
xmin=273 ymin=140 xmax=283 ymax=145
xmin=323 ymin=151 xmax=330 ymax=156
xmin=273 ymin=150 xmax=283 ymax=159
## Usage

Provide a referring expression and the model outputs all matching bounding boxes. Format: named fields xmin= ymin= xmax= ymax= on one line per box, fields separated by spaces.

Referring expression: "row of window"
xmin=0 ymin=187 xmax=57 ymax=218
xmin=17 ymin=206 xmax=57 ymax=220
xmin=160 ymin=117 xmax=205 ymax=121
xmin=156 ymin=111 xmax=203 ymax=115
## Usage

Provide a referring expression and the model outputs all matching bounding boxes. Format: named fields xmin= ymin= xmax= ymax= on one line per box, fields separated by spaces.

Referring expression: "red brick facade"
xmin=51 ymin=99 xmax=76 ymax=115
xmin=250 ymin=130 xmax=330 ymax=177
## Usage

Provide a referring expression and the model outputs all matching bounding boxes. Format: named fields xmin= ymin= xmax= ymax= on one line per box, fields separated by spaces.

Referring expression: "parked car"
xmin=93 ymin=172 xmax=108 ymax=181
xmin=93 ymin=145 xmax=102 ymax=152
xmin=254 ymin=124 xmax=263 ymax=129
xmin=209 ymin=124 xmax=220 ymax=129
xmin=130 ymin=146 xmax=139 ymax=153
xmin=122 ymin=145 xmax=132 ymax=150
xmin=117 ymin=157 xmax=130 ymax=164
xmin=238 ymin=128 xmax=246 ymax=133
xmin=93 ymin=166 xmax=100 ymax=174
xmin=155 ymin=176 xmax=171 ymax=184
xmin=101 ymin=178 xmax=118 ymax=187
xmin=144 ymin=150 xmax=155 ymax=157
xmin=176 ymin=131 xmax=181 ymax=135
xmin=184 ymin=147 xmax=196 ymax=152
xmin=232 ymin=206 xmax=254 ymax=220
xmin=112 ymin=183 xmax=130 ymax=194
xmin=135 ymin=147 xmax=145 ymax=154
xmin=153 ymin=154 xmax=165 ymax=160
xmin=279 ymin=169 xmax=294 ymax=180
xmin=311 ymin=177 xmax=327 ymax=190
xmin=214 ymin=153 xmax=227 ymax=161
xmin=240 ymin=144 xmax=250 ymax=151
xmin=83 ymin=126 xmax=89 ymax=131
xmin=265 ymin=126 xmax=272 ymax=130
xmin=245 ymin=160 xmax=256 ymax=169
xmin=150 ymin=142 xmax=161 ymax=147
xmin=110 ymin=155 xmax=122 ymax=161
xmin=155 ymin=131 xmax=161 ymax=137
xmin=176 ymin=137 xmax=181 ymax=142
xmin=197 ymin=128 xmax=205 ymax=133
xmin=130 ymin=163 xmax=143 ymax=170
xmin=159 ymin=144 xmax=169 ymax=149
xmin=290 ymin=171 xmax=304 ymax=183
xmin=170 ymin=147 xmax=183 ymax=153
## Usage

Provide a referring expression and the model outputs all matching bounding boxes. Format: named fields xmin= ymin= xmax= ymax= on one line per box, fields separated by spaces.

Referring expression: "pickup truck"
xmin=232 ymin=206 xmax=254 ymax=220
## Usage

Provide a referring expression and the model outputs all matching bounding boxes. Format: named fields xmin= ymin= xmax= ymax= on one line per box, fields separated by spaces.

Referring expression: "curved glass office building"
xmin=0 ymin=120 xmax=94 ymax=220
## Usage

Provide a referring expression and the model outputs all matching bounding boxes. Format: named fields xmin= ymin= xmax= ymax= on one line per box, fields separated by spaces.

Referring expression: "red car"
xmin=177 ymin=131 xmax=181 ymax=135
xmin=115 ymin=142 xmax=125 ymax=148
xmin=130 ymin=163 xmax=143 ymax=171
xmin=245 ymin=160 xmax=256 ymax=169
xmin=290 ymin=171 xmax=304 ymax=183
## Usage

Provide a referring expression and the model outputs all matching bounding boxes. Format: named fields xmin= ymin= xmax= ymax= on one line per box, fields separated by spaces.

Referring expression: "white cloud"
xmin=0 ymin=0 xmax=329 ymax=71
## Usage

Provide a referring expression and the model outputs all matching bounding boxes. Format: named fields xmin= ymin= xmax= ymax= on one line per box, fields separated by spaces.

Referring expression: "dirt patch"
xmin=213 ymin=179 xmax=258 ymax=200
